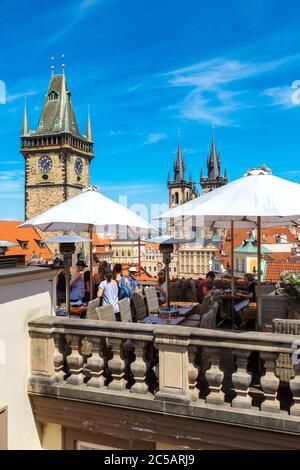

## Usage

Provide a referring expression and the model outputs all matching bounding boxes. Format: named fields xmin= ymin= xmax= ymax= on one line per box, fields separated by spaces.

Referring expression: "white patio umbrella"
xmin=19 ymin=186 xmax=157 ymax=300
xmin=157 ymin=167 xmax=300 ymax=328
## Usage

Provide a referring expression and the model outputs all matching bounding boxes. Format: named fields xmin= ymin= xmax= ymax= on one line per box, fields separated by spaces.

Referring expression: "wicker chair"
xmin=261 ymin=295 xmax=287 ymax=332
xmin=144 ymin=286 xmax=159 ymax=314
xmin=86 ymin=298 xmax=100 ymax=320
xmin=132 ymin=292 xmax=147 ymax=322
xmin=118 ymin=299 xmax=132 ymax=322
xmin=170 ymin=282 xmax=181 ymax=302
xmin=185 ymin=293 xmax=211 ymax=322
xmin=179 ymin=279 xmax=198 ymax=302
xmin=95 ymin=304 xmax=115 ymax=321
xmin=199 ymin=305 xmax=217 ymax=329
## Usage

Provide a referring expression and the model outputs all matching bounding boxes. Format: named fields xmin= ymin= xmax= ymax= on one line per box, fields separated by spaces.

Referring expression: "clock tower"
xmin=21 ymin=70 xmax=94 ymax=220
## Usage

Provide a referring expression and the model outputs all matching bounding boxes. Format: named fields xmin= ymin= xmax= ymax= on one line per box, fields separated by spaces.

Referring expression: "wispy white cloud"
xmin=6 ymin=89 xmax=39 ymax=103
xmin=99 ymin=182 xmax=165 ymax=196
xmin=162 ymin=55 xmax=300 ymax=126
xmin=144 ymin=132 xmax=167 ymax=145
xmin=263 ymin=86 xmax=295 ymax=109
xmin=0 ymin=170 xmax=24 ymax=199
xmin=50 ymin=0 xmax=104 ymax=43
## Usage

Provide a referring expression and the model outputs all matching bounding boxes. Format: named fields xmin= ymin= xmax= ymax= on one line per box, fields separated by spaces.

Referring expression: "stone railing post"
xmin=53 ymin=332 xmax=65 ymax=383
xmin=86 ymin=336 xmax=106 ymax=389
xmin=107 ymin=338 xmax=127 ymax=391
xmin=290 ymin=362 xmax=300 ymax=416
xmin=205 ymin=348 xmax=225 ymax=406
xmin=188 ymin=346 xmax=200 ymax=402
xmin=260 ymin=352 xmax=280 ymax=413
xmin=130 ymin=340 xmax=150 ymax=395
xmin=30 ymin=330 xmax=56 ymax=385
xmin=231 ymin=350 xmax=252 ymax=409
xmin=66 ymin=334 xmax=84 ymax=386
xmin=154 ymin=329 xmax=190 ymax=403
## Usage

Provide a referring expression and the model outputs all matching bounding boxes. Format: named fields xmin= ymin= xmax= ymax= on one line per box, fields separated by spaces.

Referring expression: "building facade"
xmin=21 ymin=71 xmax=94 ymax=220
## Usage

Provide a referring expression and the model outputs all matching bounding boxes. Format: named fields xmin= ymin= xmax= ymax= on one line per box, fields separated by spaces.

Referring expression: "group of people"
xmin=57 ymin=256 xmax=140 ymax=320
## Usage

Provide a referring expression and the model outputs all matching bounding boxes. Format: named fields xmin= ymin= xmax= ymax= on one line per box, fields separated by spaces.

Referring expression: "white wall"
xmin=0 ymin=268 xmax=57 ymax=449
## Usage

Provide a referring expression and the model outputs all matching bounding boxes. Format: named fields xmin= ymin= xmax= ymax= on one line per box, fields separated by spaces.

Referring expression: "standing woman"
xmin=97 ymin=269 xmax=120 ymax=321
xmin=70 ymin=260 xmax=87 ymax=303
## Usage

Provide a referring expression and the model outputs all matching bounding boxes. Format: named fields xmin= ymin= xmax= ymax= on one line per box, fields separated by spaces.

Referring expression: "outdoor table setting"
xmin=143 ymin=301 xmax=200 ymax=325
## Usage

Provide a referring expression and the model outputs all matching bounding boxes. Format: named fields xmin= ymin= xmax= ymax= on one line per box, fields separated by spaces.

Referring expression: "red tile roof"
xmin=0 ymin=221 xmax=52 ymax=261
xmin=221 ymin=227 xmax=296 ymax=268
xmin=265 ymin=262 xmax=300 ymax=282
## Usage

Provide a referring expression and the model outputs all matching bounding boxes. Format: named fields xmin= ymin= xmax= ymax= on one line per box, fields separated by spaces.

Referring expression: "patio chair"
xmin=95 ymin=304 xmax=115 ymax=321
xmin=170 ymin=282 xmax=181 ymax=301
xmin=200 ymin=302 xmax=218 ymax=329
xmin=179 ymin=279 xmax=198 ymax=302
xmin=86 ymin=298 xmax=100 ymax=320
xmin=118 ymin=299 xmax=132 ymax=322
xmin=144 ymin=286 xmax=159 ymax=314
xmin=184 ymin=293 xmax=212 ymax=323
xmin=261 ymin=295 xmax=287 ymax=332
xmin=132 ymin=292 xmax=147 ymax=322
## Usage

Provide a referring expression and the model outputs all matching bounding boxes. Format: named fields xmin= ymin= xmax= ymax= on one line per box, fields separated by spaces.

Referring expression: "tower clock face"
xmin=38 ymin=156 xmax=52 ymax=173
xmin=75 ymin=158 xmax=83 ymax=175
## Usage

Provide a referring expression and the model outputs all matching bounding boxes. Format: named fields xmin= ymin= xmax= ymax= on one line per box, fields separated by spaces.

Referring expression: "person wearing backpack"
xmin=113 ymin=263 xmax=131 ymax=300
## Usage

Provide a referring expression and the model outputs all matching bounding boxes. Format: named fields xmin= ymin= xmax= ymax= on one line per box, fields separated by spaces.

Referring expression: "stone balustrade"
xmin=28 ymin=316 xmax=300 ymax=434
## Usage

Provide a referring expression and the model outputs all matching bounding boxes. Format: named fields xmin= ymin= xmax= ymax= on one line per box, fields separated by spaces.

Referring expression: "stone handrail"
xmin=28 ymin=316 xmax=300 ymax=434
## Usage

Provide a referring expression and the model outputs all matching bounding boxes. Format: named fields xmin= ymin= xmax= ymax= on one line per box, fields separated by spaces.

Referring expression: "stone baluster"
xmin=231 ymin=350 xmax=252 ymax=409
xmin=188 ymin=346 xmax=199 ymax=402
xmin=86 ymin=336 xmax=106 ymax=389
xmin=205 ymin=348 xmax=225 ymax=405
xmin=53 ymin=333 xmax=65 ymax=383
xmin=290 ymin=362 xmax=300 ymax=416
xmin=130 ymin=340 xmax=150 ymax=395
xmin=66 ymin=334 xmax=84 ymax=386
xmin=260 ymin=352 xmax=280 ymax=413
xmin=107 ymin=338 xmax=127 ymax=391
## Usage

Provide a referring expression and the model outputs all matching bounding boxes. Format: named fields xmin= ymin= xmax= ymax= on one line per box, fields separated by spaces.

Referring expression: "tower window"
xmin=175 ymin=192 xmax=179 ymax=204
xmin=47 ymin=91 xmax=59 ymax=101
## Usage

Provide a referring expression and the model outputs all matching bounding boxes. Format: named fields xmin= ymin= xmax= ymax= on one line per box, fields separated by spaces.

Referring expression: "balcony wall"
xmin=28 ymin=316 xmax=300 ymax=444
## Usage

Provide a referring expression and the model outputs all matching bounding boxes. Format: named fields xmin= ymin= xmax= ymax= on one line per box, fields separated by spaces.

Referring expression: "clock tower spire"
xmin=21 ymin=69 xmax=94 ymax=220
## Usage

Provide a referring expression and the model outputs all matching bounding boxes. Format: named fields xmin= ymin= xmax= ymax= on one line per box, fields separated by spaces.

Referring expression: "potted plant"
xmin=277 ymin=270 xmax=300 ymax=319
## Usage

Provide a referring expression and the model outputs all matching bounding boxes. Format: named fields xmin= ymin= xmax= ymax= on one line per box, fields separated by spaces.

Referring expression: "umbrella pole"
xmin=89 ymin=224 xmax=93 ymax=301
xmin=257 ymin=216 xmax=262 ymax=330
xmin=231 ymin=220 xmax=235 ymax=329
xmin=65 ymin=260 xmax=71 ymax=317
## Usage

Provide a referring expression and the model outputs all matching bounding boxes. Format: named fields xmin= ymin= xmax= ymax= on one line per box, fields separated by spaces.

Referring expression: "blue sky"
xmin=0 ymin=0 xmax=300 ymax=221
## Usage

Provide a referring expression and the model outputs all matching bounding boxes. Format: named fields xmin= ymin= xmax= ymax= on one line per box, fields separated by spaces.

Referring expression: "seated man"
xmin=196 ymin=271 xmax=215 ymax=303
xmin=234 ymin=273 xmax=257 ymax=327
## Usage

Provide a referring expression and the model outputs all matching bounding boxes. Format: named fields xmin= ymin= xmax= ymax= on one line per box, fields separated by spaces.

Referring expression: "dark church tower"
xmin=21 ymin=67 xmax=94 ymax=220
xmin=167 ymin=131 xmax=198 ymax=236
xmin=168 ymin=131 xmax=198 ymax=208
xmin=200 ymin=132 xmax=227 ymax=194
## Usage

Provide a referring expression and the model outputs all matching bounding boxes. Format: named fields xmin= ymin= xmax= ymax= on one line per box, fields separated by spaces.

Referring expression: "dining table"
xmin=159 ymin=302 xmax=199 ymax=317
xmin=141 ymin=315 xmax=186 ymax=325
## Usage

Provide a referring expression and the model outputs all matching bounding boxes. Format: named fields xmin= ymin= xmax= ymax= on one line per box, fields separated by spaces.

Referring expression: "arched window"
xmin=47 ymin=90 xmax=59 ymax=101
xmin=175 ymin=192 xmax=179 ymax=205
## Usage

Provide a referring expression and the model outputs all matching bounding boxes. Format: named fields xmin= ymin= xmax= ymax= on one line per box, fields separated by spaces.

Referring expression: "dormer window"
xmin=54 ymin=118 xmax=60 ymax=127
xmin=38 ymin=120 xmax=44 ymax=129
xmin=17 ymin=240 xmax=29 ymax=250
xmin=35 ymin=239 xmax=45 ymax=249
xmin=47 ymin=91 xmax=59 ymax=101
